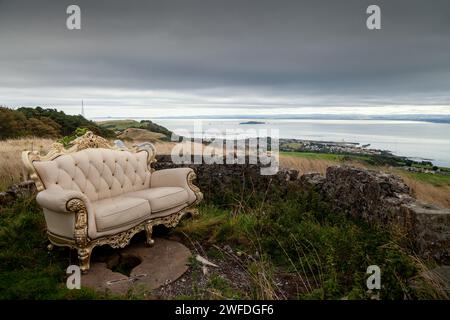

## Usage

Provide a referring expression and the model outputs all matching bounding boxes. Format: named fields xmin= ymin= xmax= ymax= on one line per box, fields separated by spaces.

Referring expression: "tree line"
xmin=0 ymin=106 xmax=114 ymax=140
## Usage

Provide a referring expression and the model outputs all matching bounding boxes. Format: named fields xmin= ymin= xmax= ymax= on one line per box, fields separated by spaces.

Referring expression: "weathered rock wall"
xmin=0 ymin=180 xmax=36 ymax=206
xmin=300 ymin=166 xmax=450 ymax=264
xmin=155 ymin=157 xmax=449 ymax=263
xmin=154 ymin=155 xmax=299 ymax=202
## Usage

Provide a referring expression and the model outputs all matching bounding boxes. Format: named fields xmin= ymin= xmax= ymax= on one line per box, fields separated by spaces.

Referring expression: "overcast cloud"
xmin=0 ymin=0 xmax=450 ymax=117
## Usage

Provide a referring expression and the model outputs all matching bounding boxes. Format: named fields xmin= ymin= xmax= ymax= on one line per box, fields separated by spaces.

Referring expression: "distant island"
xmin=239 ymin=121 xmax=265 ymax=125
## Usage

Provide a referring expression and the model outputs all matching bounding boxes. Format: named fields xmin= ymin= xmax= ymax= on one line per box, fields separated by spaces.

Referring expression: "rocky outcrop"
xmin=0 ymin=180 xmax=36 ymax=206
xmin=300 ymin=166 xmax=413 ymax=224
xmin=300 ymin=166 xmax=450 ymax=264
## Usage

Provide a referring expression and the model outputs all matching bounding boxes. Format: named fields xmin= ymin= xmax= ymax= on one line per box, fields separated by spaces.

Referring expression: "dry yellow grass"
xmin=0 ymin=137 xmax=54 ymax=190
xmin=280 ymin=155 xmax=336 ymax=175
xmin=279 ymin=154 xmax=367 ymax=175
xmin=126 ymin=140 xmax=208 ymax=155
xmin=393 ymin=173 xmax=450 ymax=209
xmin=1 ymin=138 xmax=449 ymax=209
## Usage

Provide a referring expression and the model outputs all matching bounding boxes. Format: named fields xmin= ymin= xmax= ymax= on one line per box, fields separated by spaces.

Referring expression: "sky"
xmin=0 ymin=0 xmax=450 ymax=118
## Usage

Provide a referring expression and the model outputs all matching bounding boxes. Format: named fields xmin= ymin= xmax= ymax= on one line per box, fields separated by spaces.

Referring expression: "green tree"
xmin=17 ymin=106 xmax=115 ymax=138
xmin=0 ymin=107 xmax=29 ymax=139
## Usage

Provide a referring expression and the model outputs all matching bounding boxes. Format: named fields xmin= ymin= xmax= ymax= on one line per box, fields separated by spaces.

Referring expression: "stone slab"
xmin=81 ymin=238 xmax=191 ymax=295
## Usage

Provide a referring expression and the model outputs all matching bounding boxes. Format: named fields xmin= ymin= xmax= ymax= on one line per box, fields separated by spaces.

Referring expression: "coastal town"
xmin=280 ymin=138 xmax=387 ymax=156
xmin=279 ymin=138 xmax=449 ymax=174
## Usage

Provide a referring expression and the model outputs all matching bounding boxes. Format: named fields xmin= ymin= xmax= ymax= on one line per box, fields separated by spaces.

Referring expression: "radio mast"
xmin=81 ymin=100 xmax=85 ymax=117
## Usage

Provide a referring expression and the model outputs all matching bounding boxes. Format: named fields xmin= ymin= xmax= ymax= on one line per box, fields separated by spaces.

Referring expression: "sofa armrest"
xmin=151 ymin=168 xmax=203 ymax=204
xmin=36 ymin=185 xmax=91 ymax=214
xmin=150 ymin=168 xmax=194 ymax=189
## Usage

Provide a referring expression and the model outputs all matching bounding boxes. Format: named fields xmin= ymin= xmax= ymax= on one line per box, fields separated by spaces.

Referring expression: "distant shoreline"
xmin=93 ymin=115 xmax=450 ymax=124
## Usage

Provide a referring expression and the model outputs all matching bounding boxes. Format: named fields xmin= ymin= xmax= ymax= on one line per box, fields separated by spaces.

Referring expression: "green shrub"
xmin=57 ymin=127 xmax=89 ymax=148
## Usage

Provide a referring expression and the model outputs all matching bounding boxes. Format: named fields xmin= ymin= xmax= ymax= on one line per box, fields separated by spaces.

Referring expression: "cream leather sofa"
xmin=22 ymin=131 xmax=202 ymax=272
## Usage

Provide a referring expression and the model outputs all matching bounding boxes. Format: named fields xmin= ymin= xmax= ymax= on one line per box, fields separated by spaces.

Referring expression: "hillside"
xmin=0 ymin=106 xmax=114 ymax=139
xmin=117 ymin=128 xmax=166 ymax=142
xmin=98 ymin=119 xmax=173 ymax=141
xmin=97 ymin=119 xmax=143 ymax=131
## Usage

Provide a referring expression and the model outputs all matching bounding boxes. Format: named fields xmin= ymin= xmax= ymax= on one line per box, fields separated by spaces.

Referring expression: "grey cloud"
xmin=0 ymin=0 xmax=450 ymax=111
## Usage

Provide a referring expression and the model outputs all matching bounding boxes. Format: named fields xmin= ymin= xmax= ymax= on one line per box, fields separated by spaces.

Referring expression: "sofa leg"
xmin=144 ymin=223 xmax=155 ymax=246
xmin=78 ymin=247 xmax=92 ymax=273
xmin=190 ymin=208 xmax=200 ymax=217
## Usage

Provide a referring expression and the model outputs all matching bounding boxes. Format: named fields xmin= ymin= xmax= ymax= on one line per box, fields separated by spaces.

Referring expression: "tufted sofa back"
xmin=33 ymin=148 xmax=151 ymax=201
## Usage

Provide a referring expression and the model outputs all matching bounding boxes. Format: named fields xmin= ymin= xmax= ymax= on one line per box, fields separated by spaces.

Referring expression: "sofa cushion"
xmin=127 ymin=187 xmax=189 ymax=213
xmin=93 ymin=196 xmax=151 ymax=232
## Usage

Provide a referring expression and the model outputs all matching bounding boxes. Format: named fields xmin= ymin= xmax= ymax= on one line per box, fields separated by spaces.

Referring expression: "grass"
xmin=280 ymin=153 xmax=339 ymax=176
xmin=118 ymin=128 xmax=166 ymax=142
xmin=172 ymin=181 xmax=444 ymax=300
xmin=179 ymin=256 xmax=245 ymax=300
xmin=97 ymin=119 xmax=142 ymax=131
xmin=97 ymin=119 xmax=173 ymax=140
xmin=400 ymin=171 xmax=450 ymax=187
xmin=0 ymin=196 xmax=119 ymax=299
xmin=0 ymin=137 xmax=54 ymax=191
xmin=281 ymin=151 xmax=346 ymax=161
xmin=0 ymin=169 xmax=446 ymax=300
xmin=281 ymin=151 xmax=372 ymax=162
xmin=395 ymin=173 xmax=450 ymax=209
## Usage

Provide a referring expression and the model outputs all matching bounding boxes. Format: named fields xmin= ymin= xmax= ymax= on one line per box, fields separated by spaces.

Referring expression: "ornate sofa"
xmin=22 ymin=131 xmax=202 ymax=272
